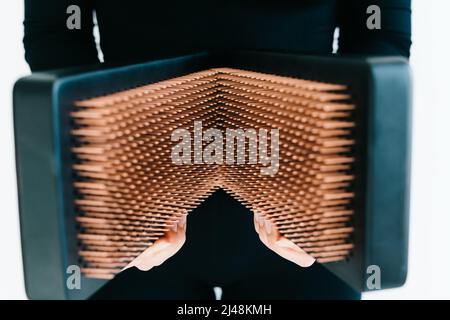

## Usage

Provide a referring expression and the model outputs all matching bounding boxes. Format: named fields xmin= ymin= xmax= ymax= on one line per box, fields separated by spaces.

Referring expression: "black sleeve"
xmin=24 ymin=0 xmax=99 ymax=71
xmin=337 ymin=0 xmax=412 ymax=58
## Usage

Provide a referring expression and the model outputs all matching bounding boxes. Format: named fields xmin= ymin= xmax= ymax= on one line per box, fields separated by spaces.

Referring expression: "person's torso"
xmin=94 ymin=0 xmax=338 ymax=64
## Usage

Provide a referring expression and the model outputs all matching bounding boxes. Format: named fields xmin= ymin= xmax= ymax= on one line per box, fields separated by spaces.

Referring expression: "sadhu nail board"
xmin=14 ymin=51 xmax=411 ymax=299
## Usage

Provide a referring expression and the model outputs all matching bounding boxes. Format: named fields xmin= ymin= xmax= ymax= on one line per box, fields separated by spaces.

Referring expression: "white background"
xmin=0 ymin=1 xmax=449 ymax=300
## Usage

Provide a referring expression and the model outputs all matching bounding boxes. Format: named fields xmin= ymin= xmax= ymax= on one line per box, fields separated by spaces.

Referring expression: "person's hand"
xmin=123 ymin=215 xmax=187 ymax=271
xmin=253 ymin=212 xmax=316 ymax=267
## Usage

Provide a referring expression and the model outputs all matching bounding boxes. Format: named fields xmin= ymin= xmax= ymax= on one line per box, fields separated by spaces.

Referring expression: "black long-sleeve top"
xmin=24 ymin=0 xmax=411 ymax=72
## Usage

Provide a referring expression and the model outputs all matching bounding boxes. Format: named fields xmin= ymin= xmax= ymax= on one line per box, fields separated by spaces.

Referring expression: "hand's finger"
xmin=275 ymin=237 xmax=298 ymax=249
xmin=273 ymin=238 xmax=316 ymax=267
xmin=165 ymin=215 xmax=187 ymax=241
xmin=283 ymin=247 xmax=316 ymax=267
xmin=171 ymin=221 xmax=178 ymax=232
xmin=258 ymin=214 xmax=265 ymax=229
xmin=254 ymin=213 xmax=261 ymax=234
xmin=258 ymin=226 xmax=270 ymax=246
xmin=264 ymin=220 xmax=272 ymax=235
xmin=178 ymin=215 xmax=187 ymax=232
xmin=123 ymin=240 xmax=171 ymax=271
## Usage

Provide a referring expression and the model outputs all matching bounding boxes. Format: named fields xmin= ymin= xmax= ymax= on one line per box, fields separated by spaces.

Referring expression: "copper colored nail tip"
xmin=71 ymin=68 xmax=356 ymax=278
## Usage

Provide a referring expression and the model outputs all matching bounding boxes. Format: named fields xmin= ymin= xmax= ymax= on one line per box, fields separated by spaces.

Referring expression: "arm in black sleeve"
xmin=24 ymin=0 xmax=99 ymax=71
xmin=337 ymin=0 xmax=412 ymax=58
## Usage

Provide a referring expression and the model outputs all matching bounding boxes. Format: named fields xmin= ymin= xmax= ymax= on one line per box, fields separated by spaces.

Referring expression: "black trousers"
xmin=91 ymin=189 xmax=360 ymax=300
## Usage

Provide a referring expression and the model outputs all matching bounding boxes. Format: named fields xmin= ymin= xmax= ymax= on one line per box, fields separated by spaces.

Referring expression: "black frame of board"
xmin=13 ymin=51 xmax=411 ymax=299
